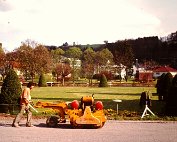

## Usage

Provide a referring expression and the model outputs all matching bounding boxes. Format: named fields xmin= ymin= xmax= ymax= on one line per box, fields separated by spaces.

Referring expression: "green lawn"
xmin=17 ymin=86 xmax=177 ymax=120
xmin=29 ymin=86 xmax=167 ymax=119
xmin=31 ymin=86 xmax=157 ymax=101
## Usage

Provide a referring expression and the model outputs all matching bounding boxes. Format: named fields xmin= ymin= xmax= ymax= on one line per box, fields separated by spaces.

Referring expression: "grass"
xmin=16 ymin=86 xmax=177 ymax=121
xmin=31 ymin=86 xmax=156 ymax=100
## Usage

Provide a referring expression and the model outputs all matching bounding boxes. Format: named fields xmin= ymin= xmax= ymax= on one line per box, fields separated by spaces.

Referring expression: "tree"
xmin=38 ymin=73 xmax=47 ymax=87
xmin=14 ymin=42 xmax=33 ymax=80
xmin=0 ymin=46 xmax=6 ymax=80
xmin=142 ymin=59 xmax=159 ymax=70
xmin=82 ymin=47 xmax=96 ymax=85
xmin=94 ymin=48 xmax=114 ymax=74
xmin=156 ymin=73 xmax=166 ymax=100
xmin=54 ymin=63 xmax=71 ymax=86
xmin=65 ymin=47 xmax=82 ymax=59
xmin=99 ymin=74 xmax=108 ymax=87
xmin=166 ymin=74 xmax=177 ymax=116
xmin=163 ymin=73 xmax=173 ymax=101
xmin=33 ymin=44 xmax=52 ymax=74
xmin=105 ymin=41 xmax=134 ymax=68
xmin=65 ymin=47 xmax=82 ymax=83
xmin=172 ymin=74 xmax=177 ymax=87
xmin=51 ymin=48 xmax=65 ymax=64
xmin=15 ymin=40 xmax=52 ymax=82
xmin=0 ymin=69 xmax=22 ymax=105
xmin=95 ymin=48 xmax=113 ymax=66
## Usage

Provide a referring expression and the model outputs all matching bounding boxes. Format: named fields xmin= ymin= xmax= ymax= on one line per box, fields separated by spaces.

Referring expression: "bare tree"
xmin=0 ymin=46 xmax=6 ymax=80
xmin=95 ymin=48 xmax=114 ymax=73
xmin=51 ymin=48 xmax=65 ymax=64
xmin=15 ymin=40 xmax=52 ymax=82
xmin=65 ymin=47 xmax=82 ymax=83
xmin=54 ymin=63 xmax=71 ymax=86
xmin=82 ymin=47 xmax=96 ymax=85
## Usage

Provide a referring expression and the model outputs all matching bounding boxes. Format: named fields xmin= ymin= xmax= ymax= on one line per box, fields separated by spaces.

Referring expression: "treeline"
xmin=0 ymin=40 xmax=115 ymax=86
xmin=105 ymin=31 xmax=177 ymax=68
xmin=46 ymin=31 xmax=177 ymax=69
xmin=100 ymin=33 xmax=177 ymax=68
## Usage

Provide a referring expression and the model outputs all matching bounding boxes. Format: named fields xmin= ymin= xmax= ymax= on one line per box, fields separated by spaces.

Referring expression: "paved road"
xmin=0 ymin=118 xmax=177 ymax=142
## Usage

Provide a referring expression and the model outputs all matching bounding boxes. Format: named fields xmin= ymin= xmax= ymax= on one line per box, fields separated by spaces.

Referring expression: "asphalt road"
xmin=0 ymin=118 xmax=177 ymax=142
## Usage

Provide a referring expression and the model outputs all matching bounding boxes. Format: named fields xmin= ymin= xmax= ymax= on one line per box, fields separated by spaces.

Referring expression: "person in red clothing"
xmin=12 ymin=82 xmax=34 ymax=127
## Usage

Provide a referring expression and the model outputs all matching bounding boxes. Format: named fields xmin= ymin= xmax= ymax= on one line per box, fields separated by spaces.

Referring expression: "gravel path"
xmin=0 ymin=115 xmax=177 ymax=142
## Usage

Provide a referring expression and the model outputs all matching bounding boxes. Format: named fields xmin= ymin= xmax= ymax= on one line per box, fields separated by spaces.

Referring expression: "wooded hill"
xmin=46 ymin=31 xmax=177 ymax=69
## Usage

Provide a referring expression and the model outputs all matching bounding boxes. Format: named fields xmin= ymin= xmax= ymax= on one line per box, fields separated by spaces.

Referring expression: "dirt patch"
xmin=0 ymin=113 xmax=14 ymax=120
xmin=0 ymin=113 xmax=46 ymax=120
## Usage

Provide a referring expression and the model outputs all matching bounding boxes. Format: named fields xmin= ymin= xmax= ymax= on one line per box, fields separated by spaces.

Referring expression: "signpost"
xmin=113 ymin=100 xmax=122 ymax=114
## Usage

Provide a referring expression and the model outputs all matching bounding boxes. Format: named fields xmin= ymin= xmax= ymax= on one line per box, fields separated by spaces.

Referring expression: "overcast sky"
xmin=0 ymin=0 xmax=177 ymax=51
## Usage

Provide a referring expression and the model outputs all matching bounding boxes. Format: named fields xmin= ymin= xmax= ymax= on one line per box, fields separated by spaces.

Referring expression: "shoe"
xmin=12 ymin=123 xmax=20 ymax=128
xmin=26 ymin=124 xmax=34 ymax=127
xmin=59 ymin=119 xmax=66 ymax=123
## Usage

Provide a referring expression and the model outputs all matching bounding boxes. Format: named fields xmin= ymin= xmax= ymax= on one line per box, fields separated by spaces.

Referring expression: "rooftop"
xmin=153 ymin=66 xmax=177 ymax=72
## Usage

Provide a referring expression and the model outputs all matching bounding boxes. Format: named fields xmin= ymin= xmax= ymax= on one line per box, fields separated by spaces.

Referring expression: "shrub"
xmin=156 ymin=73 xmax=166 ymax=100
xmin=163 ymin=72 xmax=173 ymax=101
xmin=166 ymin=74 xmax=177 ymax=116
xmin=139 ymin=91 xmax=152 ymax=107
xmin=0 ymin=69 xmax=22 ymax=105
xmin=38 ymin=73 xmax=47 ymax=87
xmin=99 ymin=74 xmax=108 ymax=87
xmin=172 ymin=74 xmax=177 ymax=87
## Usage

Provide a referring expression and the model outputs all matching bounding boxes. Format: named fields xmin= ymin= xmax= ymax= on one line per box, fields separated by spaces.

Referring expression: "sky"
xmin=0 ymin=0 xmax=177 ymax=51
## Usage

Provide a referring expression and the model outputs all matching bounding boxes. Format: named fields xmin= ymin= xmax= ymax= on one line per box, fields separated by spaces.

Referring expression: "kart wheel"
xmin=46 ymin=116 xmax=59 ymax=127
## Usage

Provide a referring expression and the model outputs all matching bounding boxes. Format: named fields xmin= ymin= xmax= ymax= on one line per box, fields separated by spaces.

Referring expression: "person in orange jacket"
xmin=12 ymin=82 xmax=34 ymax=127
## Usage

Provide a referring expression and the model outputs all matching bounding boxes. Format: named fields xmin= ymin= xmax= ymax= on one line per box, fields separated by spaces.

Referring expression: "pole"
xmin=28 ymin=104 xmax=38 ymax=113
xmin=116 ymin=103 xmax=118 ymax=114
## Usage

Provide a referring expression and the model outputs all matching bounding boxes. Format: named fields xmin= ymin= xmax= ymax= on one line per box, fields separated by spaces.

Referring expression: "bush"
xmin=166 ymin=74 xmax=177 ymax=116
xmin=172 ymin=74 xmax=177 ymax=87
xmin=163 ymin=73 xmax=173 ymax=101
xmin=156 ymin=73 xmax=166 ymax=100
xmin=38 ymin=73 xmax=47 ymax=87
xmin=99 ymin=74 xmax=108 ymax=87
xmin=156 ymin=73 xmax=173 ymax=101
xmin=0 ymin=69 xmax=22 ymax=105
xmin=139 ymin=91 xmax=152 ymax=107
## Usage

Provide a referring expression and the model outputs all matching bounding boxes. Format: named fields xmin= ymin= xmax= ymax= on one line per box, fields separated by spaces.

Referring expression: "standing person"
xmin=12 ymin=82 xmax=34 ymax=127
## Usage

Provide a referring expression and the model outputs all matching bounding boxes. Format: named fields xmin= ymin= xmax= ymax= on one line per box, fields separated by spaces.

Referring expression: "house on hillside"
xmin=153 ymin=66 xmax=177 ymax=79
xmin=68 ymin=58 xmax=81 ymax=69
